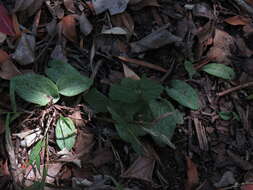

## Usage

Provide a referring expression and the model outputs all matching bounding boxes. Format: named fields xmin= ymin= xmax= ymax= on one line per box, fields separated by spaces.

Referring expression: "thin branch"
xmin=217 ymin=81 xmax=253 ymax=96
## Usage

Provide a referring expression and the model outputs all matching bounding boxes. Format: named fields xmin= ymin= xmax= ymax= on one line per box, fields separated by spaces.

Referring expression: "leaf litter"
xmin=0 ymin=0 xmax=253 ymax=189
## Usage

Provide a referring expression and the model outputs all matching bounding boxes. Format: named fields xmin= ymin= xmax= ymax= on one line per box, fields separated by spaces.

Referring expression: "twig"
xmin=217 ymin=81 xmax=253 ymax=97
xmin=117 ymin=56 xmax=168 ymax=73
xmin=233 ymin=0 xmax=253 ymax=15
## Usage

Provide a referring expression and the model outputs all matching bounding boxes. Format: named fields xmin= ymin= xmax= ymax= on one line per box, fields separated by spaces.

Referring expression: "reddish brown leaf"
xmin=121 ymin=156 xmax=155 ymax=182
xmin=59 ymin=15 xmax=77 ymax=42
xmin=185 ymin=157 xmax=199 ymax=190
xmin=242 ymin=184 xmax=253 ymax=190
xmin=0 ymin=4 xmax=15 ymax=36
xmin=0 ymin=49 xmax=9 ymax=63
xmin=246 ymin=0 xmax=253 ymax=6
xmin=0 ymin=59 xmax=21 ymax=80
xmin=224 ymin=16 xmax=251 ymax=26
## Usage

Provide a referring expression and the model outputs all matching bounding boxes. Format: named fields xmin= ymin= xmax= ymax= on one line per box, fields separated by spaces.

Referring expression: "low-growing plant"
xmin=9 ymin=60 xmax=201 ymax=155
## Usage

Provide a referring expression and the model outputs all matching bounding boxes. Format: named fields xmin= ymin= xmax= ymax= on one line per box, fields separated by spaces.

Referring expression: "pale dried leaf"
xmin=0 ymin=32 xmax=6 ymax=43
xmin=122 ymin=64 xmax=140 ymax=80
xmin=12 ymin=33 xmax=36 ymax=65
xmin=79 ymin=13 xmax=93 ymax=36
xmin=64 ymin=0 xmax=76 ymax=13
xmin=92 ymin=0 xmax=129 ymax=15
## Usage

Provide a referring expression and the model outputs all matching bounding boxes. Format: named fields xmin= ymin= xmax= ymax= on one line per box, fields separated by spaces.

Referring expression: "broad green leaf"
xmin=109 ymin=77 xmax=163 ymax=103
xmin=85 ymin=88 xmax=110 ymax=113
xmin=29 ymin=139 xmax=45 ymax=169
xmin=147 ymin=99 xmax=183 ymax=147
xmin=108 ymin=107 xmax=145 ymax=154
xmin=184 ymin=60 xmax=197 ymax=79
xmin=57 ymin=75 xmax=92 ymax=96
xmin=139 ymin=76 xmax=164 ymax=101
xmin=46 ymin=60 xmax=93 ymax=96
xmin=10 ymin=73 xmax=60 ymax=110
xmin=46 ymin=60 xmax=79 ymax=83
xmin=109 ymin=100 xmax=149 ymax=121
xmin=109 ymin=78 xmax=140 ymax=103
xmin=202 ymin=63 xmax=235 ymax=80
xmin=55 ymin=117 xmax=77 ymax=150
xmin=166 ymin=80 xmax=200 ymax=110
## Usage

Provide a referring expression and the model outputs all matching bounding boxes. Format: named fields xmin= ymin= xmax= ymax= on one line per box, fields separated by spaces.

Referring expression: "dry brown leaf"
xmin=121 ymin=156 xmax=155 ymax=182
xmin=207 ymin=29 xmax=235 ymax=63
xmin=122 ymin=64 xmax=140 ymax=80
xmin=111 ymin=12 xmax=135 ymax=34
xmin=69 ymin=110 xmax=86 ymax=127
xmin=59 ymin=15 xmax=77 ymax=42
xmin=0 ymin=60 xmax=21 ymax=80
xmin=246 ymin=0 xmax=253 ymax=6
xmin=0 ymin=49 xmax=9 ymax=63
xmin=224 ymin=16 xmax=251 ymax=26
xmin=185 ymin=157 xmax=199 ymax=190
xmin=74 ymin=129 xmax=94 ymax=156
xmin=90 ymin=148 xmax=113 ymax=167
xmin=129 ymin=0 xmax=159 ymax=10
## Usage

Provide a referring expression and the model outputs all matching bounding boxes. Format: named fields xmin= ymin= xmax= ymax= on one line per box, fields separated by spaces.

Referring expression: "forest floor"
xmin=1 ymin=0 xmax=253 ymax=189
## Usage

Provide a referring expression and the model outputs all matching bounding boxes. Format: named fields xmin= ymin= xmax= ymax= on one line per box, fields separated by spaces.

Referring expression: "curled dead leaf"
xmin=224 ymin=16 xmax=251 ymax=26
xmin=59 ymin=15 xmax=77 ymax=42
xmin=185 ymin=157 xmax=199 ymax=190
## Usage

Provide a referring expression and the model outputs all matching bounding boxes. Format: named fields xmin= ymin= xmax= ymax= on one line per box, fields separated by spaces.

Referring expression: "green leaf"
xmin=46 ymin=60 xmax=79 ymax=83
xmin=139 ymin=76 xmax=164 ymax=101
xmin=219 ymin=111 xmax=240 ymax=121
xmin=10 ymin=73 xmax=60 ymax=110
xmin=109 ymin=77 xmax=163 ymax=104
xmin=202 ymin=63 xmax=235 ymax=80
xmin=55 ymin=117 xmax=77 ymax=150
xmin=109 ymin=78 xmax=140 ymax=103
xmin=46 ymin=60 xmax=93 ymax=96
xmin=219 ymin=111 xmax=233 ymax=120
xmin=57 ymin=75 xmax=93 ymax=96
xmin=29 ymin=139 xmax=45 ymax=169
xmin=165 ymin=80 xmax=200 ymax=110
xmin=108 ymin=107 xmax=145 ymax=154
xmin=184 ymin=60 xmax=197 ymax=79
xmin=85 ymin=88 xmax=110 ymax=113
xmin=147 ymin=99 xmax=183 ymax=147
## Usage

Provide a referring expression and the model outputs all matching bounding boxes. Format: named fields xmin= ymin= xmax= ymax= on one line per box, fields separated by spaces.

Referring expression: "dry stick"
xmin=217 ymin=81 xmax=253 ymax=97
xmin=117 ymin=56 xmax=168 ymax=73
xmin=233 ymin=0 xmax=253 ymax=15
